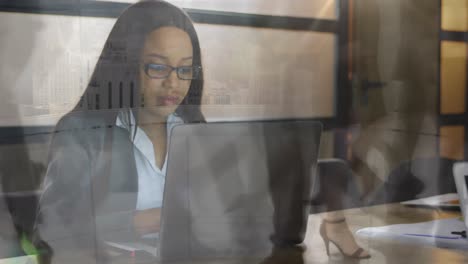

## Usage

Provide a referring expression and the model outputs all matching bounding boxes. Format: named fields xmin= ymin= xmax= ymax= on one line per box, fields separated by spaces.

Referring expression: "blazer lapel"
xmin=99 ymin=126 xmax=138 ymax=213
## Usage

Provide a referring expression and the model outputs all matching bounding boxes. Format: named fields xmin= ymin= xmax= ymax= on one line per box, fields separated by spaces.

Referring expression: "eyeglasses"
xmin=143 ymin=63 xmax=202 ymax=80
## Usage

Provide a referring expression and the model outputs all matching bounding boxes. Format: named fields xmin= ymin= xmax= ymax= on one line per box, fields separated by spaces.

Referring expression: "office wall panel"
xmin=442 ymin=0 xmax=468 ymax=32
xmin=440 ymin=41 xmax=467 ymax=114
xmin=440 ymin=126 xmax=465 ymax=160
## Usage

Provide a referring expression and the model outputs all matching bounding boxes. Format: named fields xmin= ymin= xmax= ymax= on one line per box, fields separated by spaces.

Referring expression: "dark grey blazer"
xmin=36 ymin=111 xmax=140 ymax=263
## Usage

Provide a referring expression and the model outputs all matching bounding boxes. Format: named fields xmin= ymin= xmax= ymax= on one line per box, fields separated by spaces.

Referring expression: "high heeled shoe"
xmin=319 ymin=218 xmax=371 ymax=259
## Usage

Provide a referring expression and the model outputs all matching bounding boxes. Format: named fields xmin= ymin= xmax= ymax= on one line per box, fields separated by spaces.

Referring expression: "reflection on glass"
xmin=2 ymin=0 xmax=468 ymax=263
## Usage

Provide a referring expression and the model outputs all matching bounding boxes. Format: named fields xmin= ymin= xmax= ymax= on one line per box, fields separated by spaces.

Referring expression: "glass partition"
xmin=2 ymin=0 xmax=468 ymax=263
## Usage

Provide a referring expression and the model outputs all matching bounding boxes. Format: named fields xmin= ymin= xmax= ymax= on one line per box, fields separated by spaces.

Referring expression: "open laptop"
xmin=107 ymin=120 xmax=322 ymax=262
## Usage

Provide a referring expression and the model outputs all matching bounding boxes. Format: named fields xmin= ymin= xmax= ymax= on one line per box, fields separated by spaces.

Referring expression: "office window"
xmin=440 ymin=126 xmax=465 ymax=160
xmin=198 ymin=24 xmax=336 ymax=121
xmin=0 ymin=12 xmax=114 ymax=126
xmin=440 ymin=41 xmax=467 ymax=114
xmin=441 ymin=0 xmax=468 ymax=32
xmin=0 ymin=9 xmax=337 ymax=125
xmin=97 ymin=0 xmax=338 ymax=19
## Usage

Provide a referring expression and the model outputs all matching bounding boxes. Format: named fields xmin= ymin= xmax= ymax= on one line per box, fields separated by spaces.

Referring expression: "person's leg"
xmin=266 ymin=136 xmax=309 ymax=247
xmin=349 ymin=155 xmax=382 ymax=201
xmin=264 ymin=124 xmax=317 ymax=248
xmin=317 ymin=159 xmax=370 ymax=258
xmin=321 ymin=211 xmax=369 ymax=258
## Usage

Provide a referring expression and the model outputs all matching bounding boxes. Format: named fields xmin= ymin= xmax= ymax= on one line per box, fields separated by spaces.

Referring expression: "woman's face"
xmin=139 ymin=26 xmax=193 ymax=120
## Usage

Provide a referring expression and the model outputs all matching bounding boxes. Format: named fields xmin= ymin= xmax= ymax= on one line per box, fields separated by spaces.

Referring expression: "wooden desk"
xmin=22 ymin=203 xmax=468 ymax=264
xmin=119 ymin=203 xmax=468 ymax=263
xmin=300 ymin=203 xmax=468 ymax=264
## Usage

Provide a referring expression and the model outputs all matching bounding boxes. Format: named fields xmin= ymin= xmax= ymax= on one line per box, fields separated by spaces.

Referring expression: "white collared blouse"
xmin=116 ymin=109 xmax=183 ymax=210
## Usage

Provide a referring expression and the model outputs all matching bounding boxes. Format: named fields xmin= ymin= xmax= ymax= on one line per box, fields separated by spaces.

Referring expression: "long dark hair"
xmin=70 ymin=0 xmax=204 ymax=125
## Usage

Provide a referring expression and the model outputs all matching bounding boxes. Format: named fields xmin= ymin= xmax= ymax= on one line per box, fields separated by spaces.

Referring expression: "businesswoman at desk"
xmin=36 ymin=1 xmax=204 ymax=262
xmin=35 ymin=1 xmax=367 ymax=262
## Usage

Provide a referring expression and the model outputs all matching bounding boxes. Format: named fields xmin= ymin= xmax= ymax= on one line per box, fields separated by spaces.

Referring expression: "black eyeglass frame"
xmin=143 ymin=63 xmax=202 ymax=80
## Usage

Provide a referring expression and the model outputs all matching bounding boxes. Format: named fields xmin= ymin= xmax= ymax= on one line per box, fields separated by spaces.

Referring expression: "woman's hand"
xmin=133 ymin=208 xmax=161 ymax=235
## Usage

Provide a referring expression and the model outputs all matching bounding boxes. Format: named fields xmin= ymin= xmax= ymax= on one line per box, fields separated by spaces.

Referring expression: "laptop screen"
xmin=160 ymin=120 xmax=322 ymax=261
xmin=465 ymin=175 xmax=468 ymax=191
